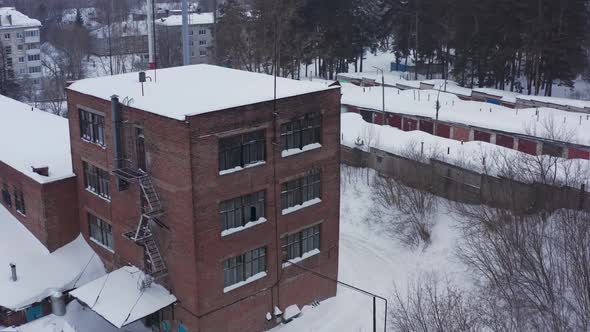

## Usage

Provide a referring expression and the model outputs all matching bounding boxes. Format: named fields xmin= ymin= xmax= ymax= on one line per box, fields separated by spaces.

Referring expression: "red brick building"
xmin=0 ymin=95 xmax=79 ymax=252
xmin=65 ymin=65 xmax=342 ymax=331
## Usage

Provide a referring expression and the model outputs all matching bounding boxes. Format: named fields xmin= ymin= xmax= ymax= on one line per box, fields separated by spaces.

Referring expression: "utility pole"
xmin=181 ymin=0 xmax=190 ymax=66
xmin=373 ymin=66 xmax=386 ymax=122
xmin=146 ymin=0 xmax=155 ymax=69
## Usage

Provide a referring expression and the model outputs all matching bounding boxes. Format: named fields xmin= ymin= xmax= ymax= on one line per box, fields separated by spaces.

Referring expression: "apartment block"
xmin=0 ymin=7 xmax=42 ymax=85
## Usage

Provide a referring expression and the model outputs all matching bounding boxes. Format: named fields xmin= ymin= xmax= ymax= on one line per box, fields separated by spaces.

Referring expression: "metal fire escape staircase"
xmin=114 ymin=167 xmax=169 ymax=280
xmin=111 ymin=118 xmax=168 ymax=280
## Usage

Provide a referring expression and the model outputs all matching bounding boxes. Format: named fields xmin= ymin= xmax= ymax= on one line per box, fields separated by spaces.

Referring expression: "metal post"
xmin=146 ymin=0 xmax=155 ymax=69
xmin=373 ymin=296 xmax=377 ymax=332
xmin=181 ymin=0 xmax=190 ymax=66
xmin=373 ymin=66 xmax=385 ymax=122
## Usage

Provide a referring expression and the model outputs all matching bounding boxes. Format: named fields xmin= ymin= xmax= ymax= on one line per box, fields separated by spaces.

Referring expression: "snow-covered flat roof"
xmin=68 ymin=65 xmax=339 ymax=121
xmin=0 ymin=205 xmax=105 ymax=311
xmin=156 ymin=12 xmax=215 ymax=26
xmin=0 ymin=95 xmax=74 ymax=184
xmin=70 ymin=266 xmax=177 ymax=328
xmin=0 ymin=7 xmax=41 ymax=28
xmin=340 ymin=83 xmax=590 ymax=146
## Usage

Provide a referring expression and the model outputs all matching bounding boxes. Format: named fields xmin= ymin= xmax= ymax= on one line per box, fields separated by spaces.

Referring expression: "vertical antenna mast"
xmin=146 ymin=0 xmax=155 ymax=69
xmin=181 ymin=0 xmax=190 ymax=65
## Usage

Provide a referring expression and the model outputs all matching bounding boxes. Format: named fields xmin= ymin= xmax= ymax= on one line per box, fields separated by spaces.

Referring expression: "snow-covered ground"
xmin=270 ymin=166 xmax=469 ymax=331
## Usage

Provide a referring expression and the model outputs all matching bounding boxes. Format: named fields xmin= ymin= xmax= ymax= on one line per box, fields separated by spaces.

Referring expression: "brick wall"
xmin=0 ymin=161 xmax=78 ymax=252
xmin=188 ymin=88 xmax=341 ymax=331
xmin=66 ymin=90 xmax=200 ymax=318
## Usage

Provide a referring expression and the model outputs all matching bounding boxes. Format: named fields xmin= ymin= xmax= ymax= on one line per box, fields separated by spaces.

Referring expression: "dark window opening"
xmin=281 ymin=112 xmax=322 ymax=152
xmin=281 ymin=169 xmax=321 ymax=211
xmin=282 ymin=224 xmax=321 ymax=261
xmin=219 ymin=130 xmax=266 ymax=172
xmin=220 ymin=191 xmax=266 ymax=232
xmin=223 ymin=247 xmax=267 ymax=288
xmin=79 ymin=109 xmax=105 ymax=146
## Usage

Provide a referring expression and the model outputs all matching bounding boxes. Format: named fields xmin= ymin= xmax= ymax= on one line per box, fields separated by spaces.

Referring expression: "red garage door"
xmin=474 ymin=130 xmax=491 ymax=142
xmin=435 ymin=123 xmax=451 ymax=138
xmin=518 ymin=138 xmax=537 ymax=155
xmin=419 ymin=120 xmax=434 ymax=134
xmin=542 ymin=143 xmax=563 ymax=157
xmin=403 ymin=118 xmax=418 ymax=131
xmin=387 ymin=114 xmax=402 ymax=129
xmin=360 ymin=110 xmax=374 ymax=123
xmin=495 ymin=134 xmax=514 ymax=149
xmin=568 ymin=148 xmax=590 ymax=160
xmin=374 ymin=112 xmax=385 ymax=125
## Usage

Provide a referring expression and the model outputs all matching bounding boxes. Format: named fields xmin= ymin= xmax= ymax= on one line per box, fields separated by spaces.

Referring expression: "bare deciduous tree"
xmin=390 ymin=274 xmax=481 ymax=332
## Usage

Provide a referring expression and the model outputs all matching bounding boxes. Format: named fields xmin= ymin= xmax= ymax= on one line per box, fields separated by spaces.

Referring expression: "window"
xmin=223 ymin=247 xmax=267 ymax=288
xmin=32 ymin=79 xmax=40 ymax=85
xmin=79 ymin=109 xmax=105 ymax=146
xmin=281 ymin=169 xmax=321 ymax=211
xmin=18 ymin=57 xmax=24 ymax=63
xmin=83 ymin=162 xmax=111 ymax=200
xmin=189 ymin=30 xmax=194 ymax=35
xmin=281 ymin=112 xmax=322 ymax=152
xmin=17 ymin=44 xmax=23 ymax=51
xmin=283 ymin=224 xmax=320 ymax=260
xmin=25 ymin=30 xmax=38 ymax=37
xmin=218 ymin=130 xmax=265 ymax=172
xmin=198 ymin=29 xmax=206 ymax=35
xmin=26 ymin=43 xmax=38 ymax=50
xmin=28 ymin=66 xmax=41 ymax=73
xmin=199 ymin=40 xmax=206 ymax=45
xmin=189 ymin=41 xmax=194 ymax=46
xmin=220 ymin=191 xmax=265 ymax=232
xmin=16 ymin=32 xmax=23 ymax=39
xmin=199 ymin=50 xmax=207 ymax=56
xmin=3 ymin=33 xmax=10 ymax=40
xmin=14 ymin=188 xmax=26 ymax=215
xmin=88 ymin=213 xmax=113 ymax=250
xmin=27 ymin=54 xmax=40 ymax=61
xmin=19 ymin=68 xmax=26 ymax=74
xmin=4 ymin=46 xmax=11 ymax=55
xmin=1 ymin=183 xmax=11 ymax=208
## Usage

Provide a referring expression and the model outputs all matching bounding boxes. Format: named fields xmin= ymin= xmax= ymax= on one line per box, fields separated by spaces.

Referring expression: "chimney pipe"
xmin=111 ymin=95 xmax=122 ymax=169
xmin=10 ymin=263 xmax=17 ymax=282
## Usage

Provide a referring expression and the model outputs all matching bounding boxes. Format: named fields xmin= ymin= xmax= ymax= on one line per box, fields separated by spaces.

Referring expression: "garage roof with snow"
xmin=0 ymin=95 xmax=74 ymax=184
xmin=67 ymin=64 xmax=339 ymax=121
xmin=69 ymin=266 xmax=177 ymax=328
xmin=0 ymin=205 xmax=105 ymax=311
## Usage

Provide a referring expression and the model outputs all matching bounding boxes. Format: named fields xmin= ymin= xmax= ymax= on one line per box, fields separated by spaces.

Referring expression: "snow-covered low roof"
xmin=0 ymin=7 xmax=41 ymax=28
xmin=69 ymin=266 xmax=177 ymax=328
xmin=472 ymin=88 xmax=520 ymax=103
xmin=156 ymin=12 xmax=215 ymax=26
xmin=0 ymin=205 xmax=105 ymax=311
xmin=68 ymin=65 xmax=339 ymax=121
xmin=0 ymin=95 xmax=74 ymax=184
xmin=340 ymin=83 xmax=590 ymax=146
xmin=516 ymin=95 xmax=590 ymax=109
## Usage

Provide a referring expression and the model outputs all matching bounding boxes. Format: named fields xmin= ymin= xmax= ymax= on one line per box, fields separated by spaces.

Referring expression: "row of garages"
xmin=345 ymin=105 xmax=590 ymax=160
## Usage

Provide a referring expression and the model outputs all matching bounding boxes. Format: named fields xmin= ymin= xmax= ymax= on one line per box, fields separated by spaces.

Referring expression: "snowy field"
xmin=270 ymin=166 xmax=469 ymax=332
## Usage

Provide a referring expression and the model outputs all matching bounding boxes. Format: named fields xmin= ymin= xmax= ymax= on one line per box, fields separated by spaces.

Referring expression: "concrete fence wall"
xmin=341 ymin=145 xmax=589 ymax=213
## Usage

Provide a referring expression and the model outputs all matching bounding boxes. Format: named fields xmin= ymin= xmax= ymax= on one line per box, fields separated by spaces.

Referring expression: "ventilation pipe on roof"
xmin=50 ymin=291 xmax=66 ymax=316
xmin=6 ymin=14 xmax=11 ymax=25
xmin=181 ymin=0 xmax=190 ymax=66
xmin=0 ymin=15 xmax=3 ymax=27
xmin=9 ymin=263 xmax=17 ymax=282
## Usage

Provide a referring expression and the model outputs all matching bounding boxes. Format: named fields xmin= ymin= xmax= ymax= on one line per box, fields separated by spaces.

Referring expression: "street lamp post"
xmin=373 ymin=66 xmax=386 ymax=123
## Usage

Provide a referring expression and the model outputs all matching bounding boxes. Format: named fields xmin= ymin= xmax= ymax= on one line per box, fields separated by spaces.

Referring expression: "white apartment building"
xmin=156 ymin=12 xmax=215 ymax=65
xmin=0 ymin=7 xmax=42 ymax=85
